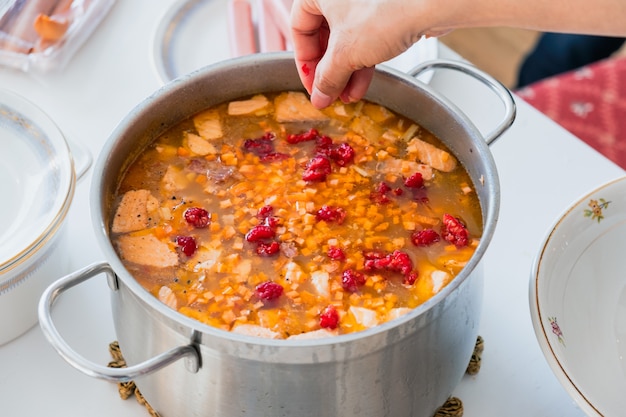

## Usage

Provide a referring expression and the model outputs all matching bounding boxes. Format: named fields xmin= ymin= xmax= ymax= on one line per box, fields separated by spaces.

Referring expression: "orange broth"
xmin=110 ymin=91 xmax=482 ymax=339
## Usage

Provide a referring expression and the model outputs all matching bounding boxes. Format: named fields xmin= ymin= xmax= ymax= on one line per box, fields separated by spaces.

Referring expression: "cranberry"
xmin=302 ymin=155 xmax=332 ymax=182
xmin=176 ymin=236 xmax=197 ymax=257
xmin=316 ymin=205 xmax=346 ymax=224
xmin=245 ymin=225 xmax=275 ymax=242
xmin=411 ymin=228 xmax=441 ymax=246
xmin=286 ymin=128 xmax=319 ymax=144
xmin=341 ymin=269 xmax=366 ymax=292
xmin=256 ymin=241 xmax=280 ymax=256
xmin=327 ymin=246 xmax=346 ymax=260
xmin=319 ymin=305 xmax=340 ymax=329
xmin=404 ymin=172 xmax=424 ymax=188
xmin=184 ymin=207 xmax=210 ymax=228
xmin=441 ymin=214 xmax=469 ymax=248
xmin=255 ymin=281 xmax=284 ymax=301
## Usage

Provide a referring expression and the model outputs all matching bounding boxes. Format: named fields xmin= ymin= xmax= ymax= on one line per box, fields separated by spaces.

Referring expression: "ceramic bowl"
xmin=530 ymin=175 xmax=626 ymax=416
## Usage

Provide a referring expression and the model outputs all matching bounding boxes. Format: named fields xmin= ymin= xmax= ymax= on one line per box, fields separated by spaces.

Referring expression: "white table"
xmin=0 ymin=1 xmax=623 ymax=416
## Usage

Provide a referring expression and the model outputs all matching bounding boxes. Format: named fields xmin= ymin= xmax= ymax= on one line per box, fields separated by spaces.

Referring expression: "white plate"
xmin=530 ymin=175 xmax=626 ymax=417
xmin=152 ymin=0 xmax=438 ymax=84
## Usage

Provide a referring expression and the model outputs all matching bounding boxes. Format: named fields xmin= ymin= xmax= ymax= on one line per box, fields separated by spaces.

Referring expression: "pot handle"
xmin=38 ymin=262 xmax=200 ymax=383
xmin=408 ymin=59 xmax=516 ymax=145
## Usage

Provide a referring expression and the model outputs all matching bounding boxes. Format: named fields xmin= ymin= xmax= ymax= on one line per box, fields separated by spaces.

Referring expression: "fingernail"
xmin=311 ymin=87 xmax=333 ymax=109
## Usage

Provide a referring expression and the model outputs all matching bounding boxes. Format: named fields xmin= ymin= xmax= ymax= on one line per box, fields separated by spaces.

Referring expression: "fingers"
xmin=291 ymin=0 xmax=326 ymax=94
xmin=292 ymin=0 xmax=362 ymax=108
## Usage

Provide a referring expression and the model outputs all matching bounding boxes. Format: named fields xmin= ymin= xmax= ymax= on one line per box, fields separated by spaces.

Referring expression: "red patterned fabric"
xmin=516 ymin=56 xmax=626 ymax=169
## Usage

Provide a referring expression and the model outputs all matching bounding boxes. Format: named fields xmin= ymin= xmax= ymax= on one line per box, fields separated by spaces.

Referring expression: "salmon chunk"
xmin=232 ymin=324 xmax=281 ymax=339
xmin=349 ymin=306 xmax=379 ymax=328
xmin=407 ymin=137 xmax=457 ymax=172
xmin=117 ymin=234 xmax=178 ymax=268
xmin=274 ymin=91 xmax=329 ymax=123
xmin=193 ymin=110 xmax=223 ymax=140
xmin=185 ymin=132 xmax=218 ymax=156
xmin=228 ymin=94 xmax=271 ymax=116
xmin=112 ymin=190 xmax=160 ymax=234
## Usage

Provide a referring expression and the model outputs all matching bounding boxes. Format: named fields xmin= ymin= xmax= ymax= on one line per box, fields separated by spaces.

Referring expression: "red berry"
xmin=404 ymin=172 xmax=424 ymax=188
xmin=341 ymin=269 xmax=366 ymax=292
xmin=255 ymin=281 xmax=283 ymax=301
xmin=245 ymin=225 xmax=275 ymax=242
xmin=319 ymin=305 xmax=339 ymax=329
xmin=184 ymin=207 xmax=210 ymax=228
xmin=328 ymin=142 xmax=355 ymax=166
xmin=370 ymin=182 xmax=392 ymax=205
xmin=411 ymin=229 xmax=441 ymax=246
xmin=363 ymin=250 xmax=415 ymax=282
xmin=257 ymin=205 xmax=273 ymax=218
xmin=327 ymin=246 xmax=346 ymax=260
xmin=244 ymin=133 xmax=289 ymax=162
xmin=441 ymin=214 xmax=469 ymax=248
xmin=286 ymin=128 xmax=319 ymax=144
xmin=404 ymin=271 xmax=419 ymax=285
xmin=256 ymin=241 xmax=280 ymax=256
xmin=176 ymin=236 xmax=197 ymax=257
xmin=302 ymin=155 xmax=332 ymax=182
xmin=315 ymin=205 xmax=346 ymax=224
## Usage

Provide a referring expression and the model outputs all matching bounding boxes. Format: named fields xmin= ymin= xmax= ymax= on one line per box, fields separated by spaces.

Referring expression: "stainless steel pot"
xmin=39 ymin=53 xmax=514 ymax=417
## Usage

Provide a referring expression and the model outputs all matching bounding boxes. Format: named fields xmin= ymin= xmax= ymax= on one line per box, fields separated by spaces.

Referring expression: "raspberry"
xmin=363 ymin=250 xmax=416 ymax=284
xmin=404 ymin=172 xmax=424 ymax=188
xmin=441 ymin=214 xmax=469 ymax=248
xmin=370 ymin=182 xmax=392 ymax=205
xmin=256 ymin=241 xmax=280 ymax=256
xmin=327 ymin=246 xmax=346 ymax=260
xmin=341 ymin=269 xmax=366 ymax=292
xmin=245 ymin=225 xmax=275 ymax=242
xmin=184 ymin=207 xmax=210 ymax=228
xmin=260 ymin=152 xmax=290 ymax=162
xmin=302 ymin=155 xmax=332 ymax=182
xmin=244 ymin=132 xmax=289 ymax=162
xmin=286 ymin=128 xmax=319 ymax=144
xmin=315 ymin=205 xmax=346 ymax=224
xmin=257 ymin=205 xmax=274 ymax=218
xmin=257 ymin=205 xmax=280 ymax=228
xmin=411 ymin=229 xmax=441 ymax=246
xmin=176 ymin=236 xmax=197 ymax=257
xmin=315 ymin=134 xmax=333 ymax=149
xmin=404 ymin=271 xmax=419 ymax=285
xmin=328 ymin=142 xmax=355 ymax=166
xmin=255 ymin=281 xmax=284 ymax=301
xmin=319 ymin=305 xmax=339 ymax=329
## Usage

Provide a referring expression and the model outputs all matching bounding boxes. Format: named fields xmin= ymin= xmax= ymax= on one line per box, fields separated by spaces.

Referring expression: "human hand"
xmin=291 ymin=0 xmax=443 ymax=108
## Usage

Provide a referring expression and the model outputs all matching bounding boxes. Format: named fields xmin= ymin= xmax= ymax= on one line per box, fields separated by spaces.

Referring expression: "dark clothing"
xmin=516 ymin=33 xmax=626 ymax=88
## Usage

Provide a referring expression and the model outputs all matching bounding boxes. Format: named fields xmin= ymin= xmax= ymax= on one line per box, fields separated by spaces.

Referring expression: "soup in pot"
xmin=111 ymin=91 xmax=482 ymax=339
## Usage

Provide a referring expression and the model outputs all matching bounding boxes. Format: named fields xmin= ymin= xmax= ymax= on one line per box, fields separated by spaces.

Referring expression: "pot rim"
xmin=92 ymin=52 xmax=500 ymax=347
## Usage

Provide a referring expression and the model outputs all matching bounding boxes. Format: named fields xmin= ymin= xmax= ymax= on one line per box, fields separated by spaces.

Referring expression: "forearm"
xmin=433 ymin=0 xmax=626 ymax=36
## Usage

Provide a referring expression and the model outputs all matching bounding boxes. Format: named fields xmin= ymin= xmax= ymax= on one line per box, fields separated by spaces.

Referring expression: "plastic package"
xmin=0 ymin=0 xmax=115 ymax=72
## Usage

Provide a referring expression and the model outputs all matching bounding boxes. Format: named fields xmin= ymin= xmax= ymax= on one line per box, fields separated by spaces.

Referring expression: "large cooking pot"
xmin=39 ymin=53 xmax=514 ymax=417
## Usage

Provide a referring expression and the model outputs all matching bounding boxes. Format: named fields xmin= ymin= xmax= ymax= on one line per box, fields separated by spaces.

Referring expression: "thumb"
xmin=310 ymin=49 xmax=375 ymax=108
